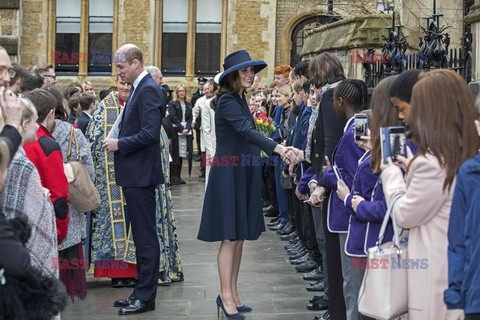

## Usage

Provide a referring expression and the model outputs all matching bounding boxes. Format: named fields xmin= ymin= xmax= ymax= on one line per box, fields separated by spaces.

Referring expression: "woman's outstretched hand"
xmin=283 ymin=146 xmax=304 ymax=165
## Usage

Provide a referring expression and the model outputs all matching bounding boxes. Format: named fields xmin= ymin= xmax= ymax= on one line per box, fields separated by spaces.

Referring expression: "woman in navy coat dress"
xmin=197 ymin=50 xmax=290 ymax=318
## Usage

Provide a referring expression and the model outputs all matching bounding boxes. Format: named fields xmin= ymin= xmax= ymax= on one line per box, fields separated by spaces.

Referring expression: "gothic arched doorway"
xmin=290 ymin=16 xmax=335 ymax=67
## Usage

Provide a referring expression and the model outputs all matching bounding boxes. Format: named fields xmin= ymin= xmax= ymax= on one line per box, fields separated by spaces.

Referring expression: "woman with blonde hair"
xmin=167 ymin=84 xmax=193 ymax=184
xmin=381 ymin=69 xmax=480 ymax=320
xmin=82 ymin=80 xmax=96 ymax=99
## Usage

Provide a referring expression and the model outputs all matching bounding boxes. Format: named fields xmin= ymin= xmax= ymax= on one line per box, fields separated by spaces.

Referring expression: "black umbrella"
xmin=187 ymin=134 xmax=194 ymax=177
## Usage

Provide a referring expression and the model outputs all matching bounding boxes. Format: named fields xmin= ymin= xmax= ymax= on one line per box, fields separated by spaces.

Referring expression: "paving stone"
xmin=61 ymin=165 xmax=320 ymax=319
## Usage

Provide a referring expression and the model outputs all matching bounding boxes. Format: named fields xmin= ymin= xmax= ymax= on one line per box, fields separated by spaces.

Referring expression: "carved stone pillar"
xmin=466 ymin=0 xmax=480 ymax=82
xmin=185 ymin=0 xmax=196 ymax=83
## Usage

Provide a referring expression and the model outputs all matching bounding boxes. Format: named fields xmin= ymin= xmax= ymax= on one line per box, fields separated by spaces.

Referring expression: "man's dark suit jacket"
xmin=167 ymin=100 xmax=193 ymax=133
xmin=76 ymin=111 xmax=91 ymax=135
xmin=114 ymin=73 xmax=165 ymax=187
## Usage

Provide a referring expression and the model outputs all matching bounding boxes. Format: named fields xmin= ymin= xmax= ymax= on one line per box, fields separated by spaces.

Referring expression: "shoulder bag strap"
xmin=376 ymin=195 xmax=403 ymax=246
xmin=72 ymin=128 xmax=81 ymax=162
xmin=66 ymin=126 xmax=74 ymax=162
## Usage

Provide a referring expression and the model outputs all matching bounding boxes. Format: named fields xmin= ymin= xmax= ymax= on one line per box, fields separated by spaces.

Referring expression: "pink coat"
xmin=381 ymin=154 xmax=453 ymax=320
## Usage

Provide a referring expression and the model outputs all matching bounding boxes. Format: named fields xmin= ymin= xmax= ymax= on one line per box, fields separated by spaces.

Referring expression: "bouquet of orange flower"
xmin=255 ymin=113 xmax=276 ymax=157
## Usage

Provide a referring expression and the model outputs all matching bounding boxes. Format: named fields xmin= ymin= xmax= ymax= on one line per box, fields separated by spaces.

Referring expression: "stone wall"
xmin=301 ymin=14 xmax=390 ymax=82
xmin=117 ymin=0 xmax=156 ymax=65
xmin=19 ymin=0 xmax=49 ymax=67
xmin=6 ymin=0 xmax=471 ymax=87
xmin=0 ymin=0 xmax=20 ymax=59
xmin=0 ymin=9 xmax=17 ymax=36
xmin=227 ymin=0 xmax=276 ymax=83
xmin=274 ymin=0 xmax=378 ymax=67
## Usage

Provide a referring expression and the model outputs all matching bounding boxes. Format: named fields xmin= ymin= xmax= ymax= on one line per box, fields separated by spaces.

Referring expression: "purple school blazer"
xmin=298 ymin=165 xmax=316 ymax=195
xmin=322 ymin=119 xmax=365 ymax=232
xmin=343 ymin=152 xmax=393 ymax=256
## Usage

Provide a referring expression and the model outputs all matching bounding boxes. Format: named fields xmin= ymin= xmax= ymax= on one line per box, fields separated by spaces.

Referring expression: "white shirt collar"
xmin=132 ymin=70 xmax=148 ymax=89
xmin=83 ymin=111 xmax=93 ymax=119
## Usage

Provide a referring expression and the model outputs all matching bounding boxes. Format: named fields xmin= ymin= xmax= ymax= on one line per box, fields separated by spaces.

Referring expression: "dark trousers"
xmin=170 ymin=134 xmax=180 ymax=166
xmin=322 ymin=190 xmax=347 ymax=320
xmin=273 ymin=159 xmax=289 ymax=223
xmin=466 ymin=315 xmax=480 ymax=320
xmin=261 ymin=164 xmax=270 ymax=205
xmin=123 ymin=186 xmax=159 ymax=302
xmin=286 ymin=188 xmax=295 ymax=223
xmin=303 ymin=203 xmax=320 ymax=262
xmin=293 ymin=194 xmax=304 ymax=242
xmin=267 ymin=164 xmax=278 ymax=212
xmin=312 ymin=205 xmax=328 ymax=299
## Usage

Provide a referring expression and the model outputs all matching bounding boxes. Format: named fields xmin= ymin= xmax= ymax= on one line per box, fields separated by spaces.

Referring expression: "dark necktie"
xmin=119 ymin=85 xmax=134 ymax=132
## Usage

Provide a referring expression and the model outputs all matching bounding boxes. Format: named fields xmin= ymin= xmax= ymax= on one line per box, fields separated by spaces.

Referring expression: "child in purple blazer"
xmin=320 ymin=79 xmax=368 ymax=320
xmin=336 ymin=76 xmax=400 ymax=258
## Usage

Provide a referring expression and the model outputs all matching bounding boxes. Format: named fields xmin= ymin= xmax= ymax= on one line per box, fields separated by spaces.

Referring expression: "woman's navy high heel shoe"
xmin=236 ymin=304 xmax=252 ymax=312
xmin=216 ymin=295 xmax=245 ymax=319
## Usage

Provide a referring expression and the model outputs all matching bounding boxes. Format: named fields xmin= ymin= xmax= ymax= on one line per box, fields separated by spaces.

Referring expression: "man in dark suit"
xmin=103 ymin=44 xmax=165 ymax=316
xmin=76 ymin=93 xmax=96 ymax=135
xmin=191 ymin=77 xmax=206 ymax=161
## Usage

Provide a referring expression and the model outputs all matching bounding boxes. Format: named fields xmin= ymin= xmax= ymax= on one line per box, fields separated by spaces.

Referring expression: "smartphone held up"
xmin=380 ymin=126 xmax=407 ymax=164
xmin=354 ymin=113 xmax=368 ymax=141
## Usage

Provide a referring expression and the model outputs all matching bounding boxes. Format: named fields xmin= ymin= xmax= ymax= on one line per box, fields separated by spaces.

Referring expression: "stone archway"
xmin=290 ymin=16 xmax=330 ymax=67
xmin=279 ymin=9 xmax=342 ymax=66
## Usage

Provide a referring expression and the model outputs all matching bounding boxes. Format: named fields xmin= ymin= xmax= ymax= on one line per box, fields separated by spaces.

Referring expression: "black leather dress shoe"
xmin=314 ymin=310 xmax=330 ymax=320
xmin=264 ymin=210 xmax=278 ymax=217
xmin=269 ymin=222 xmax=286 ymax=231
xmin=278 ymin=223 xmax=295 ymax=235
xmin=114 ymin=294 xmax=136 ymax=307
xmin=309 ymin=295 xmax=323 ymax=303
xmin=307 ymin=297 xmax=328 ymax=311
xmin=287 ymin=245 xmax=305 ymax=255
xmin=267 ymin=219 xmax=282 ymax=227
xmin=280 ymin=232 xmax=298 ymax=241
xmin=290 ymin=254 xmax=310 ymax=265
xmin=306 ymin=280 xmax=325 ymax=292
xmin=111 ymin=278 xmax=126 ymax=288
xmin=118 ymin=299 xmax=155 ymax=315
xmin=262 ymin=205 xmax=274 ymax=213
xmin=124 ymin=278 xmax=137 ymax=288
xmin=303 ymin=267 xmax=324 ymax=281
xmin=295 ymin=259 xmax=317 ymax=272
xmin=288 ymin=249 xmax=306 ymax=259
xmin=279 ymin=233 xmax=293 ymax=241
xmin=286 ymin=240 xmax=302 ymax=250
xmin=288 ymin=250 xmax=307 ymax=261
xmin=285 ymin=240 xmax=301 ymax=250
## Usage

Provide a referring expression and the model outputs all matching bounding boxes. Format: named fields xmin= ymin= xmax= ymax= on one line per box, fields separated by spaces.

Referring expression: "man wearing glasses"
xmin=0 ymin=50 xmax=16 ymax=89
xmin=33 ymin=63 xmax=57 ymax=86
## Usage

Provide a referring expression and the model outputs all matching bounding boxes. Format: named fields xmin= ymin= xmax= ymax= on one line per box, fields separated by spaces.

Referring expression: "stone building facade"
xmin=0 ymin=0 xmax=477 ymax=95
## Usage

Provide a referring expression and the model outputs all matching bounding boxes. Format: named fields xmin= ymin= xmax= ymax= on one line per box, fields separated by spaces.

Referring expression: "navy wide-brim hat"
xmin=218 ymin=50 xmax=267 ymax=85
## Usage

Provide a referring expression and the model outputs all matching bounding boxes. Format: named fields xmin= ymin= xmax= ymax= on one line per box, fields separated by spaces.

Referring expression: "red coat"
xmin=24 ymin=125 xmax=70 ymax=242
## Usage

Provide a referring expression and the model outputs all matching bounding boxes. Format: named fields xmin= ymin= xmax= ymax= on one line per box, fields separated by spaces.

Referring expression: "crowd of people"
xmin=194 ymin=51 xmax=480 ymax=320
xmin=1 ymin=41 xmax=480 ymax=320
xmin=0 ymin=45 xmax=184 ymax=317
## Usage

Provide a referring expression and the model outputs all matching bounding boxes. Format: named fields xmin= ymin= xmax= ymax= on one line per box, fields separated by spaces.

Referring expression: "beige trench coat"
xmin=381 ymin=154 xmax=453 ymax=320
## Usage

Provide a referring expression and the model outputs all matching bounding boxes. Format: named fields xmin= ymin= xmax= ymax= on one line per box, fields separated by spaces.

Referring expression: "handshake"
xmin=274 ymin=145 xmax=304 ymax=165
